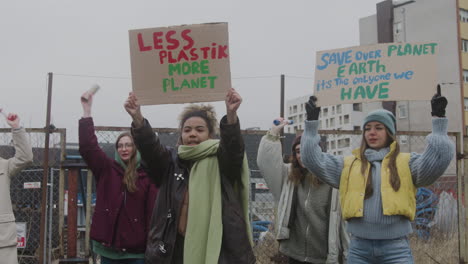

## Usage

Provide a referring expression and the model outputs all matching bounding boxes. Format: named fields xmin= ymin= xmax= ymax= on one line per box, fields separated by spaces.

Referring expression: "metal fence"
xmin=92 ymin=127 xmax=461 ymax=263
xmin=1 ymin=126 xmax=462 ymax=263
xmin=0 ymin=128 xmax=66 ymax=264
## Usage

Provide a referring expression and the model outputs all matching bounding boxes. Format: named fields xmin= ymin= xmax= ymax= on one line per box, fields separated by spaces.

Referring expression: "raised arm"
xmin=218 ymin=88 xmax=244 ymax=185
xmin=256 ymin=119 xmax=290 ymax=201
xmin=78 ymin=92 xmax=112 ymax=179
xmin=5 ymin=114 xmax=33 ymax=176
xmin=410 ymin=89 xmax=454 ymax=186
xmin=125 ymin=92 xmax=172 ymax=186
xmin=300 ymin=96 xmax=343 ymax=188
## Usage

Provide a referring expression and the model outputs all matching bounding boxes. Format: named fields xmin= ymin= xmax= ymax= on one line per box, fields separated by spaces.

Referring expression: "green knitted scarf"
xmin=178 ymin=139 xmax=252 ymax=264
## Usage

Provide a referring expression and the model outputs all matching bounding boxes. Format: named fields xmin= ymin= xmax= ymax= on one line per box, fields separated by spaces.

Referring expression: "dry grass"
xmin=253 ymin=231 xmax=288 ymax=264
xmin=410 ymin=231 xmax=459 ymax=264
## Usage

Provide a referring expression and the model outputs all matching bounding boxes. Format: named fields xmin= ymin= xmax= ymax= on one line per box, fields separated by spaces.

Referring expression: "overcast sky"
xmin=0 ymin=0 xmax=383 ymax=142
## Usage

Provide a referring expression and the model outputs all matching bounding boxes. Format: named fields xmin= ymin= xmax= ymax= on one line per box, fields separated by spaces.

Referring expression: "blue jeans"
xmin=347 ymin=236 xmax=414 ymax=264
xmin=100 ymin=256 xmax=145 ymax=264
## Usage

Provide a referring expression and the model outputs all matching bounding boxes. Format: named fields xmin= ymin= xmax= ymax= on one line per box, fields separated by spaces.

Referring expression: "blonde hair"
xmin=115 ymin=132 xmax=139 ymax=193
xmin=178 ymin=104 xmax=218 ymax=143
xmin=359 ymin=128 xmax=400 ymax=199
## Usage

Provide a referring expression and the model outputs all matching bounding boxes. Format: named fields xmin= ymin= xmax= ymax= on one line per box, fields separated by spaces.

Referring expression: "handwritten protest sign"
xmin=314 ymin=42 xmax=438 ymax=106
xmin=129 ymin=22 xmax=230 ymax=105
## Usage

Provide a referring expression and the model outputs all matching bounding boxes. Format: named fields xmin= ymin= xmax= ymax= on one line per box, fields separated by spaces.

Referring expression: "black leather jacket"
xmin=131 ymin=116 xmax=256 ymax=264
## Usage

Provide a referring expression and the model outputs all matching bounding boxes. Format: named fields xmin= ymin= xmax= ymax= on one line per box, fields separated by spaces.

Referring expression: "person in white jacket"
xmin=0 ymin=113 xmax=33 ymax=264
xmin=257 ymin=118 xmax=348 ymax=264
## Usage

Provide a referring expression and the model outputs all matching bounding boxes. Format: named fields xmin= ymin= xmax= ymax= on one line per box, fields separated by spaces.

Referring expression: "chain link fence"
xmin=0 ymin=128 xmax=65 ymax=264
xmin=3 ymin=125 xmax=461 ymax=263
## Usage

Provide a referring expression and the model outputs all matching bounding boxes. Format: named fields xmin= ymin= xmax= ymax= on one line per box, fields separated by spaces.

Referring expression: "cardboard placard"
xmin=129 ymin=22 xmax=231 ymax=105
xmin=314 ymin=42 xmax=438 ymax=106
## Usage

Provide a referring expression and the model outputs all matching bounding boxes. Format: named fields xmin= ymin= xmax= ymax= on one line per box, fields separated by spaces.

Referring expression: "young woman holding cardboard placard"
xmin=300 ymin=87 xmax=454 ymax=263
xmin=125 ymin=88 xmax=255 ymax=264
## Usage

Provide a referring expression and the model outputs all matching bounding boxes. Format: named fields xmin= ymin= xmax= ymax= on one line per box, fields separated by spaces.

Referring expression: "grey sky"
xmin=0 ymin=0 xmax=382 ymax=142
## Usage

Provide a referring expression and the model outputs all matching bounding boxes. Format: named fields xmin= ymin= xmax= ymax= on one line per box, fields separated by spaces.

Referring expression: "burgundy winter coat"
xmin=79 ymin=117 xmax=158 ymax=253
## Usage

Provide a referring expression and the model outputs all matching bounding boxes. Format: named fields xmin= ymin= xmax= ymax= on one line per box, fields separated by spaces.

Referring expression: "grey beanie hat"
xmin=362 ymin=109 xmax=396 ymax=135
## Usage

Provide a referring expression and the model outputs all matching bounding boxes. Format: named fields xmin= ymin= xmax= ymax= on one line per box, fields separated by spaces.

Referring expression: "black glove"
xmin=431 ymin=85 xmax=448 ymax=117
xmin=305 ymin=96 xmax=321 ymax=120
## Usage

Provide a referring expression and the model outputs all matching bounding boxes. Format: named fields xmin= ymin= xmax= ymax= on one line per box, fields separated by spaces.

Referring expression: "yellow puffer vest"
xmin=339 ymin=142 xmax=416 ymax=221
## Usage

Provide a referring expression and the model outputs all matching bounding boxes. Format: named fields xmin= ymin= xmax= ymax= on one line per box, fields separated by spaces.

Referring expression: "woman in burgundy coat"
xmin=78 ymin=90 xmax=158 ymax=264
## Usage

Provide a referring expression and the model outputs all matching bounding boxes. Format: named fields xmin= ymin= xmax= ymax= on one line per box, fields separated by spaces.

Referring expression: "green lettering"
xmin=341 ymin=87 xmax=352 ymax=100
xmin=171 ymin=78 xmax=179 ymax=91
xmin=337 ymin=65 xmax=346 ymax=77
xmin=404 ymin=43 xmax=411 ymax=55
xmin=200 ymin=77 xmax=207 ymax=88
xmin=349 ymin=63 xmax=358 ymax=75
xmin=162 ymin=78 xmax=170 ymax=92
xmin=413 ymin=45 xmax=422 ymax=56
xmin=359 ymin=63 xmax=367 ymax=74
xmin=180 ymin=79 xmax=190 ymax=89
xmin=387 ymin=45 xmax=397 ymax=57
xmin=191 ymin=61 xmax=200 ymax=74
xmin=208 ymin=76 xmax=217 ymax=88
xmin=378 ymin=82 xmax=389 ymax=99
xmin=168 ymin=64 xmax=181 ymax=76
xmin=191 ymin=78 xmax=199 ymax=88
xmin=354 ymin=86 xmax=366 ymax=100
xmin=182 ymin=63 xmax=191 ymax=75
xmin=366 ymin=84 xmax=379 ymax=99
xmin=200 ymin=60 xmax=210 ymax=74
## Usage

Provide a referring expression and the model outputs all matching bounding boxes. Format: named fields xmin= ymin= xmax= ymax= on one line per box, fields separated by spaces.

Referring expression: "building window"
xmin=462 ymin=39 xmax=468 ymax=53
xmin=465 ymin=98 xmax=468 ymax=111
xmin=293 ymin=105 xmax=297 ymax=113
xmin=398 ymin=104 xmax=407 ymax=118
xmin=336 ymin=104 xmax=342 ymax=114
xmin=344 ymin=115 xmax=350 ymax=124
xmin=332 ymin=106 xmax=335 ymax=115
xmin=331 ymin=141 xmax=336 ymax=149
xmin=353 ymin=103 xmax=362 ymax=111
xmin=326 ymin=119 xmax=329 ymax=128
xmin=460 ymin=8 xmax=468 ymax=23
xmin=399 ymin=135 xmax=408 ymax=145
xmin=464 ymin=70 xmax=468 ymax=83
xmin=323 ymin=107 xmax=328 ymax=117
xmin=338 ymin=138 xmax=350 ymax=148
xmin=394 ymin=22 xmax=403 ymax=35
xmin=339 ymin=116 xmax=343 ymax=125
xmin=354 ymin=126 xmax=360 ymax=131
xmin=330 ymin=117 xmax=335 ymax=127
xmin=300 ymin=104 xmax=304 ymax=112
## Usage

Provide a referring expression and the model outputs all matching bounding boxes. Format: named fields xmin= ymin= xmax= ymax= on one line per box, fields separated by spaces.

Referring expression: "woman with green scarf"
xmin=79 ymin=90 xmax=159 ymax=264
xmin=125 ymin=88 xmax=255 ymax=264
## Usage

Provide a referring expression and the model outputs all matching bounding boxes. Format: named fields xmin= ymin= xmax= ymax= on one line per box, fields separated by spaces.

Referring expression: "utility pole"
xmin=280 ymin=74 xmax=285 ymax=147
xmin=39 ymin=72 xmax=53 ymax=264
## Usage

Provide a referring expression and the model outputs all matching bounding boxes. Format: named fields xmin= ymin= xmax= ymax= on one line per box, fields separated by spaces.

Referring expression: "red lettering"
xmin=200 ymin=47 xmax=210 ymax=59
xmin=138 ymin=33 xmax=151 ymax=52
xmin=177 ymin=50 xmax=189 ymax=62
xmin=153 ymin=32 xmax=164 ymax=49
xmin=190 ymin=48 xmax=199 ymax=60
xmin=218 ymin=45 xmax=228 ymax=59
xmin=166 ymin=30 xmax=179 ymax=50
xmin=168 ymin=52 xmax=177 ymax=63
xmin=159 ymin=50 xmax=168 ymax=64
xmin=211 ymin=43 xmax=216 ymax=59
xmin=181 ymin=29 xmax=194 ymax=50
